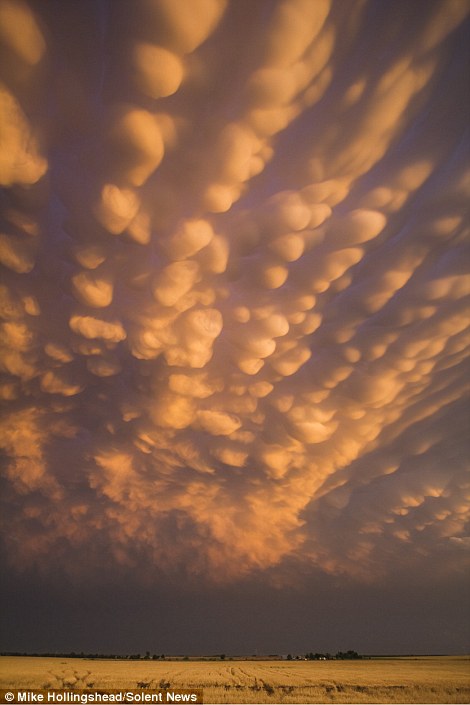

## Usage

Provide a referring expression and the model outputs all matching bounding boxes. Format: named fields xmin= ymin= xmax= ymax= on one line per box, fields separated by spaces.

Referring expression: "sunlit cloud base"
xmin=0 ymin=0 xmax=469 ymax=590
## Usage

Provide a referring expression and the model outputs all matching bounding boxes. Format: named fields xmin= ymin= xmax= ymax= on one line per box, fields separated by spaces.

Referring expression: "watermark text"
xmin=0 ymin=689 xmax=203 ymax=703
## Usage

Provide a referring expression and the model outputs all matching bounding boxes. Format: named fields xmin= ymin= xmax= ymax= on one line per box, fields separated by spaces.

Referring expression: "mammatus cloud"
xmin=0 ymin=0 xmax=469 ymax=585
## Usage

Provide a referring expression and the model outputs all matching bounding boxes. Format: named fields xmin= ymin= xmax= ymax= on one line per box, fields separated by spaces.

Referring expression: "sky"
xmin=0 ymin=0 xmax=469 ymax=656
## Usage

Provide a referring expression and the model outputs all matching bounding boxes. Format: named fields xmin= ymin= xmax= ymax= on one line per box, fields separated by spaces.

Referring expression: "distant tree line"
xmin=2 ymin=650 xmax=363 ymax=660
xmin=0 ymin=651 xmax=166 ymax=660
xmin=287 ymin=650 xmax=362 ymax=660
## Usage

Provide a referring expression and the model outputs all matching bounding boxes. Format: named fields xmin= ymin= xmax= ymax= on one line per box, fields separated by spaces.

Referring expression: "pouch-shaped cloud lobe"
xmin=0 ymin=0 xmax=469 ymax=588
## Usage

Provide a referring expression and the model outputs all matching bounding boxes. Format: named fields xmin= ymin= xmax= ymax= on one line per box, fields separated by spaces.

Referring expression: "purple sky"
xmin=0 ymin=0 xmax=469 ymax=655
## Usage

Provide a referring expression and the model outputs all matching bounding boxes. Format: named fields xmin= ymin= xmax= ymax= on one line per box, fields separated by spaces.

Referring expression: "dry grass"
xmin=0 ymin=655 xmax=469 ymax=703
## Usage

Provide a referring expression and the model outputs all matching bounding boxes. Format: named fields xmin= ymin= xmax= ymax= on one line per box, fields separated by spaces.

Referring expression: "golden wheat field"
xmin=1 ymin=656 xmax=469 ymax=703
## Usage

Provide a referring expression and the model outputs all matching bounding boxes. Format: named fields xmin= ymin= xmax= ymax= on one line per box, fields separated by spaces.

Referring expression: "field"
xmin=1 ymin=656 xmax=469 ymax=703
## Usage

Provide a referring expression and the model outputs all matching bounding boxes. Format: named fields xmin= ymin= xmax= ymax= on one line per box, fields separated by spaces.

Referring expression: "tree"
xmin=336 ymin=650 xmax=361 ymax=660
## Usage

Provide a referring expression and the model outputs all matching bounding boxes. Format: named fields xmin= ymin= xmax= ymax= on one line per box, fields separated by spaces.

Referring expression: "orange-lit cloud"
xmin=0 ymin=0 xmax=469 ymax=586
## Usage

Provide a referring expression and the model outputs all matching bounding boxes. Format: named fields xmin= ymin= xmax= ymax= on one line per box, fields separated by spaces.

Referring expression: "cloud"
xmin=0 ymin=0 xmax=468 ymax=587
